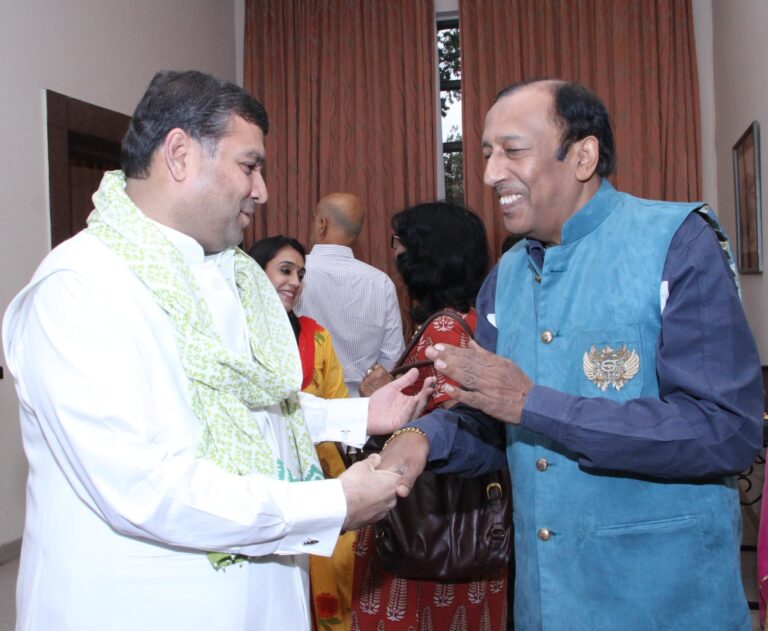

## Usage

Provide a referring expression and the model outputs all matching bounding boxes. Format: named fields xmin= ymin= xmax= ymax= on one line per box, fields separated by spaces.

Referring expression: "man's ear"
xmin=162 ymin=128 xmax=192 ymax=182
xmin=316 ymin=215 xmax=328 ymax=241
xmin=574 ymin=136 xmax=599 ymax=182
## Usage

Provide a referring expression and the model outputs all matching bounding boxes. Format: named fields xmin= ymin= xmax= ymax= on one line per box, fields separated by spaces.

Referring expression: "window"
xmin=437 ymin=17 xmax=462 ymax=204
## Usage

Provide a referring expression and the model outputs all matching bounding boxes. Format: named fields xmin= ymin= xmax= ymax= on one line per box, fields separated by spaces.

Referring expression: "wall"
xmin=435 ymin=0 xmax=458 ymax=16
xmin=693 ymin=0 xmax=717 ymax=210
xmin=711 ymin=0 xmax=768 ymax=359
xmin=0 ymin=0 xmax=240 ymax=549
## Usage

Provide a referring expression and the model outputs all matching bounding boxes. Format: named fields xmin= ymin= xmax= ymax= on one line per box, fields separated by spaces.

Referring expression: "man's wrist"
xmin=378 ymin=428 xmax=430 ymax=486
xmin=382 ymin=426 xmax=427 ymax=450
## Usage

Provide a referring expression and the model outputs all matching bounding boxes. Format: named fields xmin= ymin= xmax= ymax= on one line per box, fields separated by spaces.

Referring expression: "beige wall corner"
xmin=694 ymin=0 xmax=717 ymax=209
xmin=235 ymin=0 xmax=245 ymax=86
xmin=712 ymin=0 xmax=768 ymax=360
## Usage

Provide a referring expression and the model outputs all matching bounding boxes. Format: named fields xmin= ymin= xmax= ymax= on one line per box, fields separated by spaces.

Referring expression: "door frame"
xmin=46 ymin=91 xmax=130 ymax=247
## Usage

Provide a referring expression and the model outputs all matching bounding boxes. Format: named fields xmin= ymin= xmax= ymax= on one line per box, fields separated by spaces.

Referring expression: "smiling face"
xmin=184 ymin=114 xmax=268 ymax=253
xmin=482 ymin=85 xmax=592 ymax=245
xmin=264 ymin=246 xmax=306 ymax=311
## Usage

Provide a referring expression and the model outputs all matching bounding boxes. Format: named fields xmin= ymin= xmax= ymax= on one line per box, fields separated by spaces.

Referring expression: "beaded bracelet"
xmin=382 ymin=426 xmax=427 ymax=450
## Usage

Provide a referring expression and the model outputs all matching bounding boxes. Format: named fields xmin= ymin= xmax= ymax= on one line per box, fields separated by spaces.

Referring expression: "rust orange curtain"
xmin=460 ymin=0 xmax=701 ymax=257
xmin=243 ymin=0 xmax=436 ymax=278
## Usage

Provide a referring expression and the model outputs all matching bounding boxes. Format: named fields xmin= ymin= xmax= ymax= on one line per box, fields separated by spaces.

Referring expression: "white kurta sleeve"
xmin=5 ymin=269 xmax=346 ymax=558
xmin=298 ymin=392 xmax=369 ymax=447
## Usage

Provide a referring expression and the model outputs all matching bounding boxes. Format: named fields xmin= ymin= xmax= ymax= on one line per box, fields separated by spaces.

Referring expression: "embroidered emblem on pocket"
xmin=583 ymin=344 xmax=640 ymax=391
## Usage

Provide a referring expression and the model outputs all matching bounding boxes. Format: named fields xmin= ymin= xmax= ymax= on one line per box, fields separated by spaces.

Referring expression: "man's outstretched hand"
xmin=366 ymin=367 xmax=435 ymax=435
xmin=426 ymin=340 xmax=532 ymax=424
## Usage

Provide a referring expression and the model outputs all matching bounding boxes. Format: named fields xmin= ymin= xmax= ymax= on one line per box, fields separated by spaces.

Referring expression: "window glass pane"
xmin=441 ymin=90 xmax=462 ymax=143
xmin=437 ymin=26 xmax=461 ymax=81
xmin=443 ymin=150 xmax=464 ymax=204
xmin=437 ymin=21 xmax=462 ymax=204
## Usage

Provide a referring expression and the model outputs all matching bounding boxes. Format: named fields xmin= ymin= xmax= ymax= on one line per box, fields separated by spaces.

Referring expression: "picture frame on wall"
xmin=733 ymin=120 xmax=762 ymax=274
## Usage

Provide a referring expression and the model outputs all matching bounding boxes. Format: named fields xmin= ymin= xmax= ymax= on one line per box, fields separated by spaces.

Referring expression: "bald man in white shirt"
xmin=296 ymin=193 xmax=405 ymax=396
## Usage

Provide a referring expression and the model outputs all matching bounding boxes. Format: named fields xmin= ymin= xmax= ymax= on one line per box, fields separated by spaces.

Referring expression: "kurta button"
xmin=537 ymin=528 xmax=551 ymax=541
xmin=536 ymin=458 xmax=548 ymax=471
xmin=540 ymin=330 xmax=554 ymax=344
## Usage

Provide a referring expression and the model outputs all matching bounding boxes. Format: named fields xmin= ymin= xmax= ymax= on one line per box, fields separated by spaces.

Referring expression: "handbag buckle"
xmin=490 ymin=524 xmax=507 ymax=541
xmin=486 ymin=481 xmax=503 ymax=500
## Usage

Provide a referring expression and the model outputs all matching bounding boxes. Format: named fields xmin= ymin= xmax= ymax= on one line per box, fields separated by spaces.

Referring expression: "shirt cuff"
xmin=323 ymin=398 xmax=369 ymax=446
xmin=259 ymin=479 xmax=346 ymax=557
xmin=299 ymin=392 xmax=369 ymax=447
xmin=520 ymin=385 xmax=575 ymax=445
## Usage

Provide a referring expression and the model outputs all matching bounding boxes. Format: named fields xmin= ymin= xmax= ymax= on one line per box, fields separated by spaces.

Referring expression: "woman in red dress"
xmin=353 ymin=202 xmax=507 ymax=631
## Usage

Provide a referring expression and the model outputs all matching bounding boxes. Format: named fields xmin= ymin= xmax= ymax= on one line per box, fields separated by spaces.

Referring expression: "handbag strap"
xmin=390 ymin=309 xmax=474 ymax=376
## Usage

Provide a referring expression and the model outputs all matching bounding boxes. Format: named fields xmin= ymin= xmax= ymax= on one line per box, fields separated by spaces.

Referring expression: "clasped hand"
xmin=340 ymin=454 xmax=401 ymax=530
xmin=341 ymin=431 xmax=430 ymax=527
xmin=340 ymin=367 xmax=435 ymax=528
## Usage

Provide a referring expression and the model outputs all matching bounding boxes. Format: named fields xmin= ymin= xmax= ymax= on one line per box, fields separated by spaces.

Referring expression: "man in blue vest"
xmin=381 ymin=79 xmax=764 ymax=629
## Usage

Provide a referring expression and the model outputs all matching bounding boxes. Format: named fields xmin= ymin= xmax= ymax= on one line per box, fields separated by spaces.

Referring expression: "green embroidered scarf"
xmin=87 ymin=171 xmax=324 ymax=566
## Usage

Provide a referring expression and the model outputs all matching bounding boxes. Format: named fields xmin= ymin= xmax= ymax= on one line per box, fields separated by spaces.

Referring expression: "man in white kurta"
xmin=2 ymin=70 xmax=420 ymax=631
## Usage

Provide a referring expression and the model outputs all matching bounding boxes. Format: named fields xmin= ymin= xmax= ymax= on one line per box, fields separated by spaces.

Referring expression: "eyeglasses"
xmin=390 ymin=234 xmax=402 ymax=249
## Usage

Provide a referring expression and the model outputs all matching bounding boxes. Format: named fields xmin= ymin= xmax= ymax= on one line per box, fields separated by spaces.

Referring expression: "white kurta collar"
xmin=150 ymin=221 xmax=238 ymax=284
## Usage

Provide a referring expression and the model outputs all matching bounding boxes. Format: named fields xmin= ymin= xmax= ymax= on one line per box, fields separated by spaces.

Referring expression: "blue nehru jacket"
xmin=494 ymin=181 xmax=748 ymax=629
xmin=413 ymin=180 xmax=763 ymax=630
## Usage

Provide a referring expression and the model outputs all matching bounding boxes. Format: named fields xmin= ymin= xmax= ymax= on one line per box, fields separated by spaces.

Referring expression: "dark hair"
xmin=495 ymin=79 xmax=615 ymax=177
xmin=248 ymin=235 xmax=306 ymax=340
xmin=122 ymin=70 xmax=270 ymax=178
xmin=392 ymin=202 xmax=489 ymax=324
xmin=248 ymin=235 xmax=306 ymax=269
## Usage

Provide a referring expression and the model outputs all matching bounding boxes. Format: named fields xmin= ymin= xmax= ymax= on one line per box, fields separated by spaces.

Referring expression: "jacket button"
xmin=540 ymin=330 xmax=554 ymax=344
xmin=536 ymin=458 xmax=548 ymax=471
xmin=537 ymin=528 xmax=552 ymax=541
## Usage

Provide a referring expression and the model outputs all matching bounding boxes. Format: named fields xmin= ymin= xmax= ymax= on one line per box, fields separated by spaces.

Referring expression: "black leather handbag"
xmin=371 ymin=310 xmax=513 ymax=581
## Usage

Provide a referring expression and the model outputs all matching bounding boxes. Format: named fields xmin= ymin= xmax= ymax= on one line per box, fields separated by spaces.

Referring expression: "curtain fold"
xmin=244 ymin=0 xmax=436 ymax=278
xmin=459 ymin=0 xmax=701 ymax=257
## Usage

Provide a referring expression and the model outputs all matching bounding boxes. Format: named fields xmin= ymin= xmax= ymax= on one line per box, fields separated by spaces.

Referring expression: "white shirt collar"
xmin=309 ymin=244 xmax=355 ymax=259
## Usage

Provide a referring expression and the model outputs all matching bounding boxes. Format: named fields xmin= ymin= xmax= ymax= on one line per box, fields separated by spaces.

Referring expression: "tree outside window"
xmin=438 ymin=19 xmax=463 ymax=204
